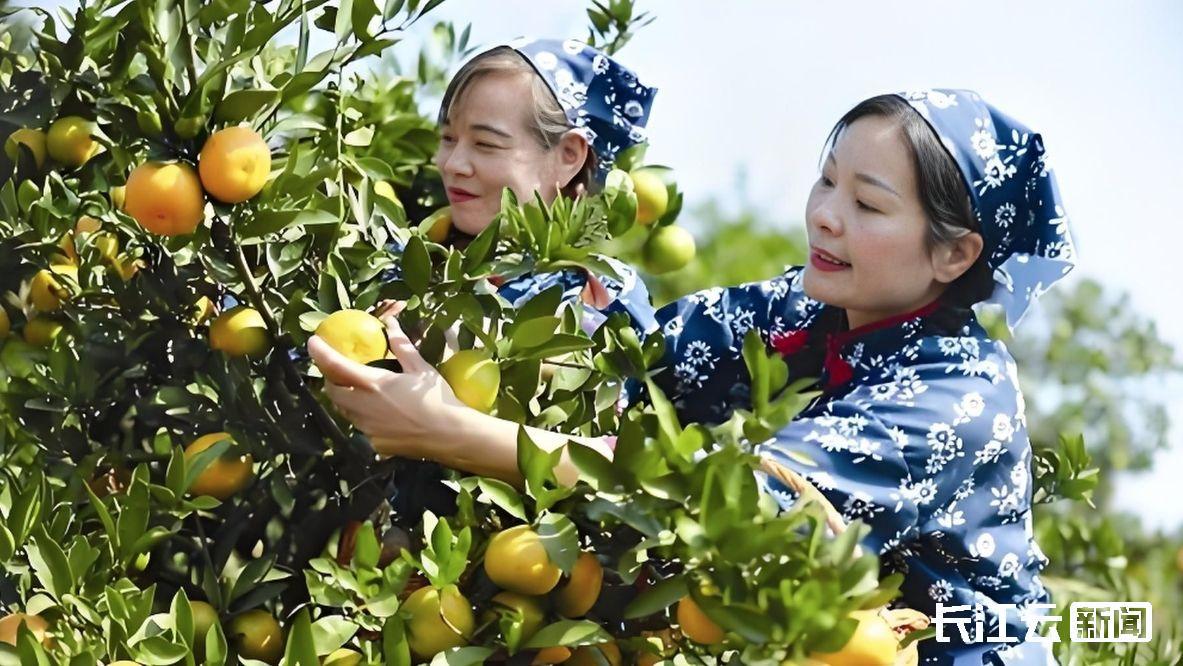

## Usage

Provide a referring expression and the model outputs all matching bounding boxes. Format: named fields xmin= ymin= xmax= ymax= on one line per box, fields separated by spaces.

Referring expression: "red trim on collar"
xmin=823 ymin=298 xmax=943 ymax=391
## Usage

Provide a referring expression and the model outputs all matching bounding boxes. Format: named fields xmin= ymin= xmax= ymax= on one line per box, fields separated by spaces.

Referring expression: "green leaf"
xmin=354 ymin=522 xmax=381 ymax=570
xmin=214 ymin=88 xmax=280 ymax=123
xmin=536 ymin=513 xmax=579 ymax=575
xmin=310 ymin=615 xmax=358 ymax=654
xmin=429 ymin=647 xmax=496 ymax=666
xmin=476 ymin=478 xmax=527 ymax=521
xmin=623 ymin=574 xmax=686 ymax=619
xmin=522 ymin=620 xmax=611 ymax=649
xmin=382 ymin=614 xmax=412 ymax=666
xmin=402 ymin=235 xmax=431 ymax=296
xmin=510 ymin=316 xmax=560 ymax=352
xmin=283 ymin=608 xmax=319 ymax=666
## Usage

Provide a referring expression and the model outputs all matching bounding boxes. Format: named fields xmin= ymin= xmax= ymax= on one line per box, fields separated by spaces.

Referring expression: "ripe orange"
xmin=4 ymin=128 xmax=47 ymax=168
xmin=59 ymin=216 xmax=118 ymax=264
xmin=677 ymin=595 xmax=724 ymax=645
xmin=210 ymin=306 xmax=270 ymax=357
xmin=184 ymin=432 xmax=254 ymax=500
xmin=439 ymin=349 xmax=500 ymax=413
xmin=553 ymin=552 xmax=603 ymax=618
xmin=199 ymin=126 xmax=271 ymax=203
xmin=810 ymin=610 xmax=899 ymax=666
xmin=316 ymin=309 xmax=389 ymax=364
xmin=125 ymin=161 xmax=206 ymax=236
xmin=228 ymin=609 xmax=284 ymax=664
xmin=484 ymin=525 xmax=562 ymax=596
xmin=47 ymin=116 xmax=102 ymax=167
xmin=23 ymin=317 xmax=65 ymax=348
xmin=422 ymin=206 xmax=452 ymax=243
xmin=566 ymin=642 xmax=621 ymax=666
xmin=0 ymin=612 xmax=51 ymax=647
xmin=490 ymin=591 xmax=547 ymax=641
xmin=532 ymin=646 xmax=572 ymax=664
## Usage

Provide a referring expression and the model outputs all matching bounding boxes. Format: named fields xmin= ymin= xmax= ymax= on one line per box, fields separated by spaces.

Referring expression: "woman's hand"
xmin=307 ymin=301 xmax=466 ymax=460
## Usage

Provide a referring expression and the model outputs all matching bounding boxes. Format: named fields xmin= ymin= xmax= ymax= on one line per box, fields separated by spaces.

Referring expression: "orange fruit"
xmin=199 ymin=126 xmax=271 ymax=203
xmin=125 ymin=161 xmax=205 ymax=236
xmin=228 ymin=609 xmax=284 ymax=664
xmin=316 ymin=309 xmax=389 ymax=364
xmin=210 ymin=305 xmax=270 ymax=357
xmin=438 ymin=349 xmax=500 ymax=413
xmin=810 ymin=610 xmax=899 ymax=666
xmin=484 ymin=525 xmax=562 ymax=596
xmin=184 ymin=432 xmax=254 ymax=500
xmin=566 ymin=642 xmax=621 ymax=666
xmin=23 ymin=317 xmax=65 ymax=348
xmin=677 ymin=596 xmax=724 ymax=645
xmin=5 ymin=128 xmax=47 ymax=168
xmin=47 ymin=116 xmax=102 ymax=167
xmin=58 ymin=216 xmax=119 ymax=264
xmin=490 ymin=591 xmax=547 ymax=641
xmin=190 ymin=600 xmax=219 ymax=650
xmin=0 ymin=612 xmax=51 ymax=647
xmin=553 ymin=552 xmax=603 ymax=618
xmin=0 ymin=307 xmax=9 ymax=340
xmin=532 ymin=646 xmax=572 ymax=664
xmin=422 ymin=206 xmax=452 ymax=243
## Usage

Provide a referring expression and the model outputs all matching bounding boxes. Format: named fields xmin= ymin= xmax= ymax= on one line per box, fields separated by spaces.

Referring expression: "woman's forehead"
xmin=832 ymin=116 xmax=915 ymax=188
xmin=445 ymin=71 xmax=535 ymax=130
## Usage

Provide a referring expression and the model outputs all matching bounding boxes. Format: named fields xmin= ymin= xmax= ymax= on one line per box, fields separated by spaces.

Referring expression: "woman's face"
xmin=803 ymin=115 xmax=968 ymax=329
xmin=435 ymin=71 xmax=585 ymax=235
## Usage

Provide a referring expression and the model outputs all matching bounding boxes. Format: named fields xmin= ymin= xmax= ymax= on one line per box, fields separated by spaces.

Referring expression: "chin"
xmin=802 ymin=267 xmax=842 ymax=307
xmin=452 ymin=208 xmax=494 ymax=236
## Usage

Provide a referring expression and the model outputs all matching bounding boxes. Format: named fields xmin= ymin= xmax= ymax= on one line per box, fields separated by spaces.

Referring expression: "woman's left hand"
xmin=307 ymin=302 xmax=466 ymax=460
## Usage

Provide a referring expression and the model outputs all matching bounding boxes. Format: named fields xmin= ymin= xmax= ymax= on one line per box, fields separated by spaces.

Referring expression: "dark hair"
xmin=825 ymin=94 xmax=994 ymax=309
xmin=438 ymin=47 xmax=598 ymax=196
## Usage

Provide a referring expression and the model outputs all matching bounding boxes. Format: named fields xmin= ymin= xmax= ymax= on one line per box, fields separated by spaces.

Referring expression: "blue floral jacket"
xmin=650 ymin=266 xmax=1056 ymax=666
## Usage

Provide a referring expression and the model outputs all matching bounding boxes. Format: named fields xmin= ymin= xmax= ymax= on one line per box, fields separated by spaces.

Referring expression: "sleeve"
xmin=500 ymin=259 xmax=658 ymax=337
xmin=761 ymin=350 xmax=1055 ymax=664
xmin=644 ymin=267 xmax=814 ymax=423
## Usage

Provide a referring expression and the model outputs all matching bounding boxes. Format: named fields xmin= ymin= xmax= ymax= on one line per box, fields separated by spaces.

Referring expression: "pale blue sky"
xmin=28 ymin=1 xmax=1183 ymax=528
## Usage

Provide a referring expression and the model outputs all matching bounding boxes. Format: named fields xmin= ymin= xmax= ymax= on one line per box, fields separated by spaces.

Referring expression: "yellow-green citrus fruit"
xmin=630 ymin=169 xmax=668 ymax=226
xmin=5 ymin=128 xmax=47 ymax=168
xmin=184 ymin=432 xmax=254 ymax=500
xmin=642 ymin=225 xmax=696 ymax=275
xmin=228 ymin=609 xmax=284 ymax=664
xmin=210 ymin=306 xmax=270 ymax=357
xmin=484 ymin=525 xmax=562 ymax=596
xmin=404 ymin=585 xmax=475 ymax=659
xmin=438 ymin=349 xmax=500 ymax=412
xmin=30 ymin=265 xmax=78 ymax=312
xmin=47 ymin=116 xmax=102 ymax=167
xmin=316 ymin=309 xmax=388 ymax=364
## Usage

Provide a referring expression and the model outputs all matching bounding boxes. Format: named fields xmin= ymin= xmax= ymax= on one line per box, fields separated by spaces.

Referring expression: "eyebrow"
xmin=825 ymin=153 xmax=901 ymax=199
xmin=471 ymin=123 xmax=512 ymax=139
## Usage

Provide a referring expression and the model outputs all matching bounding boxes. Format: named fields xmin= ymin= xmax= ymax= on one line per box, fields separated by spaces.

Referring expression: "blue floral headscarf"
xmin=504 ymin=38 xmax=657 ymax=184
xmin=898 ymin=89 xmax=1077 ymax=330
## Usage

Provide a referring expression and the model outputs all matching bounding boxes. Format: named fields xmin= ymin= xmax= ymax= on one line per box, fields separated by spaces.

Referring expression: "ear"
xmin=554 ymin=130 xmax=590 ymax=189
xmin=932 ymin=232 xmax=984 ymax=284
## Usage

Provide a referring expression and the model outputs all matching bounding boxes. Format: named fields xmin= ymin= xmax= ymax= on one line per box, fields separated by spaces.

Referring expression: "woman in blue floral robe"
xmin=648 ymin=91 xmax=1075 ymax=665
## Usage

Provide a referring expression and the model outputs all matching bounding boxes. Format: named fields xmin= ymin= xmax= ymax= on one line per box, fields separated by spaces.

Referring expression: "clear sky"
xmin=26 ymin=0 xmax=1183 ymax=528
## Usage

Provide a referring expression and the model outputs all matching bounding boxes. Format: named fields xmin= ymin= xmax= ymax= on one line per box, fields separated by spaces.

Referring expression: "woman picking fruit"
xmin=311 ymin=89 xmax=1075 ymax=664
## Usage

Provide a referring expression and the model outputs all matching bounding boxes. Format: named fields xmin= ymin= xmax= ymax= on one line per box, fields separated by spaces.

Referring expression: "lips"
xmin=810 ymin=247 xmax=851 ymax=272
xmin=447 ymin=187 xmax=478 ymax=203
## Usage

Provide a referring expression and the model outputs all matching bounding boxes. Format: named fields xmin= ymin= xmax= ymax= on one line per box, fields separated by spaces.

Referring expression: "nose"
xmin=439 ymin=143 xmax=474 ymax=179
xmin=808 ymin=195 xmax=843 ymax=238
